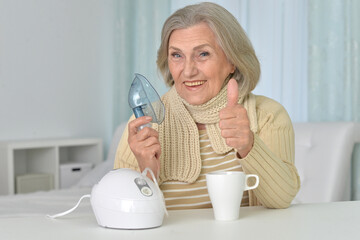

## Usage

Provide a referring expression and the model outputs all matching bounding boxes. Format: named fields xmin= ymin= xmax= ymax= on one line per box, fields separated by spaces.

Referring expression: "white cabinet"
xmin=0 ymin=138 xmax=102 ymax=195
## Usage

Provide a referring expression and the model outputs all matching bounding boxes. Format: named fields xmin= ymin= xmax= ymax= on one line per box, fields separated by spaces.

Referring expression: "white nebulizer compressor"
xmin=91 ymin=168 xmax=167 ymax=229
xmin=47 ymin=168 xmax=167 ymax=229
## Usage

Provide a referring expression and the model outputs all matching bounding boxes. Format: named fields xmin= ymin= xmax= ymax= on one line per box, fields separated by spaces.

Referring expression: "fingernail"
xmin=145 ymin=116 xmax=152 ymax=121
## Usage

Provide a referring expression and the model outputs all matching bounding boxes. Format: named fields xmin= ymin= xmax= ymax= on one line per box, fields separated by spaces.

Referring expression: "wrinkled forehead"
xmin=167 ymin=22 xmax=224 ymax=53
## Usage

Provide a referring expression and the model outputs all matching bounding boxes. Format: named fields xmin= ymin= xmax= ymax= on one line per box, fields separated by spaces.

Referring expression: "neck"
xmin=196 ymin=123 xmax=206 ymax=130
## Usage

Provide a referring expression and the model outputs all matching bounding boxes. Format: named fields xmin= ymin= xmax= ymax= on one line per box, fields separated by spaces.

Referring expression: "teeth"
xmin=184 ymin=81 xmax=206 ymax=86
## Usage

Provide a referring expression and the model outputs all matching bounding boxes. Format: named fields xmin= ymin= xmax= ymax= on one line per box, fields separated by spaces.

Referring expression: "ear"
xmin=230 ymin=63 xmax=236 ymax=74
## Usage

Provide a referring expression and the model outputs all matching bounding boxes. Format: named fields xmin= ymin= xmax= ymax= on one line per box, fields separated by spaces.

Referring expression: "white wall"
xmin=0 ymin=0 xmax=114 ymax=156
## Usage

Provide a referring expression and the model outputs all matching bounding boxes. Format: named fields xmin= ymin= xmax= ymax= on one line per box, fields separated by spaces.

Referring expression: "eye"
xmin=199 ymin=52 xmax=209 ymax=57
xmin=171 ymin=52 xmax=182 ymax=58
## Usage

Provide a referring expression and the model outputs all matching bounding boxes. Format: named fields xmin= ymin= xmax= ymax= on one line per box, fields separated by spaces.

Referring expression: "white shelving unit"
xmin=0 ymin=138 xmax=102 ymax=195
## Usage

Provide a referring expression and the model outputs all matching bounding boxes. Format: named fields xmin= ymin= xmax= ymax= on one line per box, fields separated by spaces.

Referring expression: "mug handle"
xmin=244 ymin=174 xmax=259 ymax=191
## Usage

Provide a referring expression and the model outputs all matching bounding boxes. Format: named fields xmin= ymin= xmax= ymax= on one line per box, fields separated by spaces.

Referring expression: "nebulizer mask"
xmin=48 ymin=74 xmax=167 ymax=229
xmin=128 ymin=73 xmax=165 ymax=129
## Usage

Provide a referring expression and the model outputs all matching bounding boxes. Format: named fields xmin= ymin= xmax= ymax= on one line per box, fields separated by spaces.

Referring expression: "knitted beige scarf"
xmin=154 ymin=84 xmax=258 ymax=184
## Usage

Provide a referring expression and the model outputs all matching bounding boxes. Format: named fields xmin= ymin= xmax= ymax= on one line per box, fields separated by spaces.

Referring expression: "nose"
xmin=183 ymin=57 xmax=198 ymax=78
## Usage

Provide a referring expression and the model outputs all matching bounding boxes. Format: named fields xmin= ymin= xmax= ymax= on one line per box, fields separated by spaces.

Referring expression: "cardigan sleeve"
xmin=239 ymin=96 xmax=300 ymax=208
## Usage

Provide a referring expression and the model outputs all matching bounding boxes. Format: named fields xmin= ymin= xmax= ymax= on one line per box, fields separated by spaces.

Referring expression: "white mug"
xmin=206 ymin=171 xmax=259 ymax=221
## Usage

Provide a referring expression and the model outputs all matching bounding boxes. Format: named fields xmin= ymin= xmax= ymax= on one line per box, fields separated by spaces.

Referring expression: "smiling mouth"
xmin=184 ymin=80 xmax=206 ymax=87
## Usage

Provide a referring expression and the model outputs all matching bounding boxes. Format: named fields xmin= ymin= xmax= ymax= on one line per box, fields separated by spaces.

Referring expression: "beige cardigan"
xmin=114 ymin=95 xmax=300 ymax=209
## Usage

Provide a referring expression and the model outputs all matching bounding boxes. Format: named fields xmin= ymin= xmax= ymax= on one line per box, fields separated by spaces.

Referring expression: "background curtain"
xmin=245 ymin=0 xmax=308 ymax=122
xmin=308 ymin=0 xmax=360 ymax=200
xmin=308 ymin=0 xmax=360 ymax=122
xmin=113 ymin=0 xmax=170 ymax=130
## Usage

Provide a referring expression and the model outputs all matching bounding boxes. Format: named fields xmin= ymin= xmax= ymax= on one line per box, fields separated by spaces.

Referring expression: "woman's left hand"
xmin=219 ymin=78 xmax=254 ymax=158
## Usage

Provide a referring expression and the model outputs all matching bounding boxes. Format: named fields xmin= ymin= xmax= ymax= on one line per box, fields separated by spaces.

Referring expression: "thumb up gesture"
xmin=219 ymin=79 xmax=254 ymax=158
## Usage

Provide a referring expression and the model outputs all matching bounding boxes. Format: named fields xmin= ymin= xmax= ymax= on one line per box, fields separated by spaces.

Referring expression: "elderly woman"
xmin=114 ymin=2 xmax=300 ymax=209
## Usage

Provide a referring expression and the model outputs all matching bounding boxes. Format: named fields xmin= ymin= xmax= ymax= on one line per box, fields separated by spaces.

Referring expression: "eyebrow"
xmin=168 ymin=43 xmax=214 ymax=52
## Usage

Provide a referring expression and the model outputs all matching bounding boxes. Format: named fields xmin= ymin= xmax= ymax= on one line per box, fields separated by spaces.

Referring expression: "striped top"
xmin=160 ymin=129 xmax=249 ymax=210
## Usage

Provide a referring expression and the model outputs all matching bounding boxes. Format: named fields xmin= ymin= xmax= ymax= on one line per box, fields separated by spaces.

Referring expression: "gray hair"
xmin=156 ymin=2 xmax=260 ymax=96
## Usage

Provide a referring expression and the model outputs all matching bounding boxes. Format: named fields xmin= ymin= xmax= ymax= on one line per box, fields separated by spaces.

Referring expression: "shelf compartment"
xmin=59 ymin=144 xmax=100 ymax=165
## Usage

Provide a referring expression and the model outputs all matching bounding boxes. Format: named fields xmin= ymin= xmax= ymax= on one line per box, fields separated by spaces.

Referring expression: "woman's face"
xmin=168 ymin=22 xmax=235 ymax=105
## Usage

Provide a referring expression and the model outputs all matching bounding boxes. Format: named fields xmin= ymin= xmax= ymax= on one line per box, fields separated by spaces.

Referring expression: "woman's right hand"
xmin=128 ymin=116 xmax=161 ymax=179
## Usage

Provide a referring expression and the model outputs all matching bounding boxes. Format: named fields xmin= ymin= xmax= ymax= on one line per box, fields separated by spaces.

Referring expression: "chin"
xmin=184 ymin=97 xmax=207 ymax=105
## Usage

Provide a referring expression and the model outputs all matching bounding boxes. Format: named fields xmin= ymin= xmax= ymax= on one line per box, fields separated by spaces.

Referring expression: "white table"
xmin=0 ymin=201 xmax=359 ymax=240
